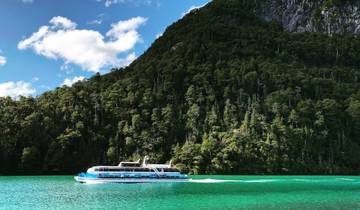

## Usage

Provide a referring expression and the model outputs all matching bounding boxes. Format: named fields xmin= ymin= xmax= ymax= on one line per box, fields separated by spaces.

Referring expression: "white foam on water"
xmin=189 ymin=179 xmax=240 ymax=183
xmin=293 ymin=179 xmax=315 ymax=182
xmin=188 ymin=179 xmax=276 ymax=183
xmin=336 ymin=178 xmax=355 ymax=182
xmin=243 ymin=179 xmax=276 ymax=183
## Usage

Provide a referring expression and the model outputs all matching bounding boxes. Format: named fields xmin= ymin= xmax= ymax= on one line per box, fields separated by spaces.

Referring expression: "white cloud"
xmin=121 ymin=52 xmax=137 ymax=66
xmin=88 ymin=19 xmax=103 ymax=25
xmin=182 ymin=3 xmax=207 ymax=17
xmin=0 ymin=55 xmax=6 ymax=66
xmin=0 ymin=81 xmax=36 ymax=99
xmin=62 ymin=76 xmax=85 ymax=87
xmin=156 ymin=32 xmax=163 ymax=39
xmin=97 ymin=0 xmax=153 ymax=7
xmin=50 ymin=16 xmax=77 ymax=30
xmin=22 ymin=0 xmax=33 ymax=3
xmin=87 ymin=14 xmax=105 ymax=25
xmin=32 ymin=77 xmax=39 ymax=82
xmin=18 ymin=16 xmax=147 ymax=72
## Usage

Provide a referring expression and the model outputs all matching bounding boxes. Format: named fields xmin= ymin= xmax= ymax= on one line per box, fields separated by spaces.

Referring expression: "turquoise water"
xmin=0 ymin=176 xmax=360 ymax=210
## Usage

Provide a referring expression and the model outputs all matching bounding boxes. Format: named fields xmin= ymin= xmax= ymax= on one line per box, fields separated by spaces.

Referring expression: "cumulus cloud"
xmin=62 ymin=76 xmax=85 ymax=87
xmin=182 ymin=3 xmax=207 ymax=17
xmin=50 ymin=16 xmax=76 ymax=30
xmin=0 ymin=55 xmax=6 ymax=66
xmin=0 ymin=81 xmax=36 ymax=99
xmin=97 ymin=0 xmax=152 ymax=7
xmin=18 ymin=16 xmax=147 ymax=72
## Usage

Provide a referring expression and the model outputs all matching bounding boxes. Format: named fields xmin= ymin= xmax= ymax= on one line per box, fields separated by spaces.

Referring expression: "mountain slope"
xmin=1 ymin=0 xmax=360 ymax=175
xmin=258 ymin=0 xmax=360 ymax=34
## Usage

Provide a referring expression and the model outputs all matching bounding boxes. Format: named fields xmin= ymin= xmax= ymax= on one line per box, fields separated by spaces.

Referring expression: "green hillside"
xmin=1 ymin=0 xmax=360 ymax=175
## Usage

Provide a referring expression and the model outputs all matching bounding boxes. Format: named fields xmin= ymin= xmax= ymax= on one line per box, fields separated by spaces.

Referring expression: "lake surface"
xmin=0 ymin=176 xmax=360 ymax=210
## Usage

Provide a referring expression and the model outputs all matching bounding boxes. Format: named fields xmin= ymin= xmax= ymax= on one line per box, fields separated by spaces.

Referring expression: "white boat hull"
xmin=74 ymin=176 xmax=189 ymax=184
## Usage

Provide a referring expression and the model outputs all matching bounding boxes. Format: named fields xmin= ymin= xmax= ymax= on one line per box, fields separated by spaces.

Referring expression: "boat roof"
xmin=92 ymin=166 xmax=140 ymax=169
xmin=91 ymin=165 xmax=172 ymax=169
xmin=119 ymin=161 xmax=140 ymax=164
xmin=146 ymin=164 xmax=171 ymax=169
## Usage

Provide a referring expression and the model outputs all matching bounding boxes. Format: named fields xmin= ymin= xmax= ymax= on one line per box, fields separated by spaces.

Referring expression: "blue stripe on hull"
xmin=75 ymin=171 xmax=188 ymax=183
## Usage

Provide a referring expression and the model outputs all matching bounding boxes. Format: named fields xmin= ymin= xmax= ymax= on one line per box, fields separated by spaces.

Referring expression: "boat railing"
xmin=147 ymin=165 xmax=164 ymax=177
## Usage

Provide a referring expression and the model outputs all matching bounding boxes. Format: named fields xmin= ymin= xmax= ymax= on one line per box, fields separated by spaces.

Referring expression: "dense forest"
xmin=1 ymin=0 xmax=360 ymax=175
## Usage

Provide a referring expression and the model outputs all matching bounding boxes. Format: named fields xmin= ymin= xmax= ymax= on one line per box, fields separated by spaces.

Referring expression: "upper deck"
xmin=87 ymin=157 xmax=180 ymax=173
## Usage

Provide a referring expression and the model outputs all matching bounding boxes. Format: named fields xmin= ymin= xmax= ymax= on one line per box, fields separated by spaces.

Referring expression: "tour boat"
xmin=74 ymin=156 xmax=188 ymax=183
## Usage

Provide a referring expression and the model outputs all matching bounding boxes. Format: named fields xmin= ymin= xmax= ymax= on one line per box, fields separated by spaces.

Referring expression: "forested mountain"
xmin=2 ymin=0 xmax=360 ymax=175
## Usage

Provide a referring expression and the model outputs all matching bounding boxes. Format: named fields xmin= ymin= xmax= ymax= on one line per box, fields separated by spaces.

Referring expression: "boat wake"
xmin=188 ymin=178 xmax=275 ymax=183
xmin=189 ymin=179 xmax=239 ymax=183
xmin=188 ymin=177 xmax=360 ymax=184
xmin=336 ymin=178 xmax=355 ymax=182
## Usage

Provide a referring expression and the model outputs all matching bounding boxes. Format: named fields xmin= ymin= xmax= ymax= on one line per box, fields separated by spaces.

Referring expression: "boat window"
xmin=93 ymin=167 xmax=163 ymax=172
xmin=121 ymin=163 xmax=141 ymax=167
xmin=163 ymin=168 xmax=180 ymax=172
xmin=133 ymin=168 xmax=149 ymax=172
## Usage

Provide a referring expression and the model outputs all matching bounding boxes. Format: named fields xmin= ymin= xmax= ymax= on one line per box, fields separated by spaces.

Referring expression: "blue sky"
xmin=0 ymin=0 xmax=210 ymax=98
